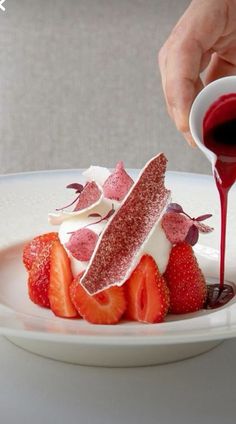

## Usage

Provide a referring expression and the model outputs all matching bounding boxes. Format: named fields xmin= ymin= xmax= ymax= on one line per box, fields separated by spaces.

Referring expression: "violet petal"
xmin=88 ymin=213 xmax=102 ymax=218
xmin=167 ymin=203 xmax=184 ymax=213
xmin=66 ymin=183 xmax=84 ymax=193
xmin=195 ymin=214 xmax=212 ymax=222
xmin=185 ymin=224 xmax=199 ymax=246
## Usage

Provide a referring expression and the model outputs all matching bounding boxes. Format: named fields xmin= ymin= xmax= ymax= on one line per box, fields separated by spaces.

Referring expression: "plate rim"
xmin=0 ymin=167 xmax=212 ymax=181
xmin=1 ymin=168 xmax=236 ymax=347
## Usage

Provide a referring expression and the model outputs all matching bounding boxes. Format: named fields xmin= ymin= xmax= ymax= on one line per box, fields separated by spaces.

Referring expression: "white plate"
xmin=0 ymin=169 xmax=236 ymax=367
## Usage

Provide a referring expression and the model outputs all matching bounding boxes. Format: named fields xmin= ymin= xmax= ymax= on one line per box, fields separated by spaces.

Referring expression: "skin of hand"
xmin=158 ymin=0 xmax=236 ymax=146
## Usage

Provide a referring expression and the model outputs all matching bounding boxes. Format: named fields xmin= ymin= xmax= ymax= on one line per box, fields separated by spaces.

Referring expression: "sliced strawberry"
xmin=49 ymin=241 xmax=78 ymax=318
xmin=124 ymin=255 xmax=170 ymax=323
xmin=28 ymin=243 xmax=52 ymax=308
xmin=70 ymin=278 xmax=126 ymax=324
xmin=164 ymin=242 xmax=207 ymax=314
xmin=23 ymin=232 xmax=59 ymax=271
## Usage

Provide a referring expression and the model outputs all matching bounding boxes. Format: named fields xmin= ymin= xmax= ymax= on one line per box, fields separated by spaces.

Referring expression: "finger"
xmin=158 ymin=43 xmax=172 ymax=117
xmin=159 ymin=40 xmax=203 ymax=123
xmin=164 ymin=0 xmax=226 ymax=132
xmin=158 ymin=44 xmax=167 ymax=93
xmin=167 ymin=70 xmax=204 ymax=133
xmin=159 ymin=42 xmax=211 ymax=122
xmin=204 ymin=48 xmax=236 ymax=84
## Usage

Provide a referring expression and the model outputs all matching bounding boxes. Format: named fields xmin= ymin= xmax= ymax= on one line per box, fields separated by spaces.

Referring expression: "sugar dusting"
xmin=103 ymin=161 xmax=134 ymax=201
xmin=74 ymin=181 xmax=102 ymax=211
xmin=80 ymin=153 xmax=171 ymax=294
xmin=66 ymin=228 xmax=99 ymax=261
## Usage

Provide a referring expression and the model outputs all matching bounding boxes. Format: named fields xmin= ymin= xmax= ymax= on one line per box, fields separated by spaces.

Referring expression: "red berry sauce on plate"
xmin=203 ymin=93 xmax=236 ymax=308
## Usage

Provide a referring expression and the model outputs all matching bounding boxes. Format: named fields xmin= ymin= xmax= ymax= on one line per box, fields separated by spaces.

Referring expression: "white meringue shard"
xmin=82 ymin=166 xmax=111 ymax=186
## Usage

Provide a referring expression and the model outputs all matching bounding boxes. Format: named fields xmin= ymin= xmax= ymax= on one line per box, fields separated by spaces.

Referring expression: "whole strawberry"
xmin=164 ymin=242 xmax=207 ymax=314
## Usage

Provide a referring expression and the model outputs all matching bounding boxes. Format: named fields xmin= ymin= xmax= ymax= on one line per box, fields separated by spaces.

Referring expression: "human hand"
xmin=158 ymin=0 xmax=236 ymax=146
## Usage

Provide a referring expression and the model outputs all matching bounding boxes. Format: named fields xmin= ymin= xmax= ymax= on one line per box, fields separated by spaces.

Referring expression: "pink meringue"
xmin=103 ymin=161 xmax=134 ymax=201
xmin=74 ymin=181 xmax=102 ymax=211
xmin=66 ymin=228 xmax=99 ymax=262
xmin=161 ymin=212 xmax=192 ymax=244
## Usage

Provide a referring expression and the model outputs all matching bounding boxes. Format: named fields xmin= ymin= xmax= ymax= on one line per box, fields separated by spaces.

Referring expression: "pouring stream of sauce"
xmin=203 ymin=93 xmax=236 ymax=308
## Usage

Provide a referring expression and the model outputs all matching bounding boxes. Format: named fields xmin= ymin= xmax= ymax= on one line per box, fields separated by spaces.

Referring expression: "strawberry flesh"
xmin=70 ymin=278 xmax=126 ymax=324
xmin=49 ymin=241 xmax=78 ymax=318
xmin=124 ymin=255 xmax=170 ymax=323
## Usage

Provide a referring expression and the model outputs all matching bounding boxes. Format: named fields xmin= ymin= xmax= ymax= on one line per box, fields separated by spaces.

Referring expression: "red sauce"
xmin=203 ymin=93 xmax=236 ymax=308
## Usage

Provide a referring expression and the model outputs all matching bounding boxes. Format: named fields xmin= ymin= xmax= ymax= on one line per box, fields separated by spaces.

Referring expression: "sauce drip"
xmin=203 ymin=93 xmax=236 ymax=308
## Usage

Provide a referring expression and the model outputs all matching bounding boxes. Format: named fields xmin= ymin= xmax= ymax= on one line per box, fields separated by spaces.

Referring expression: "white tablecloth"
xmin=1 ymin=336 xmax=236 ymax=424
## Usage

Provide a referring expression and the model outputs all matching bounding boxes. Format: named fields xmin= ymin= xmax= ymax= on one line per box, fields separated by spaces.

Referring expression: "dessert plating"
xmin=23 ymin=153 xmax=216 ymax=324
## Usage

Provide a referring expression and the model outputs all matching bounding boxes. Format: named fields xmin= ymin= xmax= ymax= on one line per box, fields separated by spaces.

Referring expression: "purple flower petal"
xmin=195 ymin=214 xmax=212 ymax=222
xmin=86 ymin=206 xmax=115 ymax=228
xmin=66 ymin=183 xmax=84 ymax=194
xmin=185 ymin=224 xmax=199 ymax=246
xmin=166 ymin=203 xmax=184 ymax=213
xmin=88 ymin=213 xmax=102 ymax=218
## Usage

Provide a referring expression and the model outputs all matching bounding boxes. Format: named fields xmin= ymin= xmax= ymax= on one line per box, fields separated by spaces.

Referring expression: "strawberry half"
xmin=124 ymin=255 xmax=170 ymax=323
xmin=28 ymin=243 xmax=52 ymax=308
xmin=23 ymin=232 xmax=59 ymax=271
xmin=70 ymin=278 xmax=126 ymax=324
xmin=49 ymin=241 xmax=78 ymax=318
xmin=164 ymin=242 xmax=207 ymax=314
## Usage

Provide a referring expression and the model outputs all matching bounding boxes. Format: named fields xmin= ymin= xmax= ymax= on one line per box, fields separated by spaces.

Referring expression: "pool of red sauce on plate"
xmin=203 ymin=93 xmax=236 ymax=309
